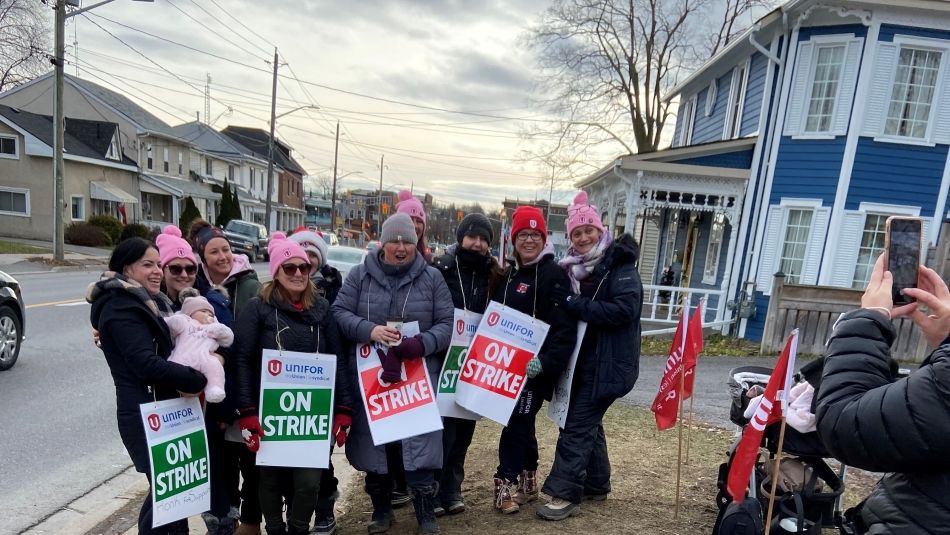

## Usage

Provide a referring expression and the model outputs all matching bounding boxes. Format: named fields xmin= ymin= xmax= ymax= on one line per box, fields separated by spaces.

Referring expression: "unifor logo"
xmin=267 ymin=359 xmax=282 ymax=376
xmin=487 ymin=312 xmax=500 ymax=326
xmin=147 ymin=413 xmax=161 ymax=432
xmin=529 ymin=219 xmax=537 ymax=229
xmin=360 ymin=344 xmax=371 ymax=358
xmin=456 ymin=319 xmax=464 ymax=334
xmin=176 ymin=247 xmax=185 ymax=257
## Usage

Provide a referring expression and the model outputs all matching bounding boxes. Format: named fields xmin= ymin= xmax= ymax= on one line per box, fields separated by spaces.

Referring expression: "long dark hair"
xmin=109 ymin=237 xmax=154 ymax=273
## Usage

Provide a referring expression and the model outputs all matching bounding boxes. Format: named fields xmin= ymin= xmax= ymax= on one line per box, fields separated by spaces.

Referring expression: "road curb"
xmin=22 ymin=465 xmax=143 ymax=535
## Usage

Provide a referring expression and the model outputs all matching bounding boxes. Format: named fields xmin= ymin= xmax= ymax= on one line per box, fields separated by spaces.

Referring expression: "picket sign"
xmin=256 ymin=349 xmax=337 ymax=468
xmin=355 ymin=322 xmax=443 ymax=445
xmin=140 ymin=396 xmax=210 ymax=528
xmin=546 ymin=321 xmax=588 ymax=429
xmin=436 ymin=309 xmax=482 ymax=420
xmin=455 ymin=301 xmax=550 ymax=425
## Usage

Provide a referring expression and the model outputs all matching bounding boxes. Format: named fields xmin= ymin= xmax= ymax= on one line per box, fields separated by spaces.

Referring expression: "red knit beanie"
xmin=510 ymin=205 xmax=546 ymax=243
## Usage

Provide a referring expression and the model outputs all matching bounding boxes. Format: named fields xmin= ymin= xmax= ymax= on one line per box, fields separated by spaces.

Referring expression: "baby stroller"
xmin=714 ymin=365 xmax=849 ymax=534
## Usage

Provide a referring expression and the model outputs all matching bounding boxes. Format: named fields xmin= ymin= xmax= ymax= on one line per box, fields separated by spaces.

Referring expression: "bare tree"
xmin=523 ymin=0 xmax=775 ymax=184
xmin=0 ymin=0 xmax=50 ymax=92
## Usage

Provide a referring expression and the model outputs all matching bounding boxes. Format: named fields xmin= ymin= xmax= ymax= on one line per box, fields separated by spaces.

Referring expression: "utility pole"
xmin=331 ymin=120 xmax=339 ymax=232
xmin=53 ymin=0 xmax=66 ymax=261
xmin=377 ymin=155 xmax=384 ymax=237
xmin=264 ymin=47 xmax=278 ymax=233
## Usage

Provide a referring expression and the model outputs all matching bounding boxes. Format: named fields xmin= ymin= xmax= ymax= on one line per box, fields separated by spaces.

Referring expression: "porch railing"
xmin=641 ymin=284 xmax=733 ymax=336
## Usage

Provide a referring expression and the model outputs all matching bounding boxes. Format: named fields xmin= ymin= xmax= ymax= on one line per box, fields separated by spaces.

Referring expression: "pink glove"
xmin=332 ymin=413 xmax=352 ymax=447
xmin=377 ymin=348 xmax=402 ymax=383
xmin=238 ymin=415 xmax=263 ymax=452
xmin=393 ymin=334 xmax=425 ymax=360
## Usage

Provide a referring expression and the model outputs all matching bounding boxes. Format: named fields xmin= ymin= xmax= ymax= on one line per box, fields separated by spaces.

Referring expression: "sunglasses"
xmin=281 ymin=263 xmax=312 ymax=276
xmin=166 ymin=264 xmax=197 ymax=276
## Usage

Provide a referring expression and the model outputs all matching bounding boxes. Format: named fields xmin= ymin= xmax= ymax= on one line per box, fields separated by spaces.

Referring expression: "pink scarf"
xmin=559 ymin=232 xmax=612 ymax=293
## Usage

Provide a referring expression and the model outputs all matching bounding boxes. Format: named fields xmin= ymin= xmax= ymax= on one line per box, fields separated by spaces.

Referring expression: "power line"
xmin=189 ymin=0 xmax=271 ymax=56
xmin=165 ymin=0 xmax=266 ymax=61
xmin=207 ymin=0 xmax=274 ymax=52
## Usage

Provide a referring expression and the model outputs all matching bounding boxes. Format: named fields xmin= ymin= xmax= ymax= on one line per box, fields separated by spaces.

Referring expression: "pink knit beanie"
xmin=566 ymin=191 xmax=605 ymax=237
xmin=156 ymin=226 xmax=197 ymax=268
xmin=396 ymin=190 xmax=426 ymax=227
xmin=267 ymin=232 xmax=310 ymax=278
xmin=181 ymin=295 xmax=214 ymax=317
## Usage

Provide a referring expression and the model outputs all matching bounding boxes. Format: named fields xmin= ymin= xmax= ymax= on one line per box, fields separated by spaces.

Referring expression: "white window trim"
xmin=105 ymin=132 xmax=121 ymax=161
xmin=705 ymin=80 xmax=717 ymax=117
xmin=779 ymin=197 xmax=823 ymax=209
xmin=874 ymin=35 xmax=950 ymax=147
xmin=0 ymin=134 xmax=19 ymax=159
xmin=702 ymin=214 xmax=725 ymax=284
xmin=0 ymin=186 xmax=30 ymax=217
xmin=70 ymin=195 xmax=85 ymax=221
xmin=677 ymin=95 xmax=697 ymax=147
xmin=857 ymin=202 xmax=919 ymax=217
xmin=800 ymin=37 xmax=850 ymax=136
xmin=723 ymin=58 xmax=751 ymax=140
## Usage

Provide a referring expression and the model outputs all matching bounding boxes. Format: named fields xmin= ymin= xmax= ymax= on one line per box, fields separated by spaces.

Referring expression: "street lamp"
xmin=264 ymin=104 xmax=319 ymax=233
xmin=53 ymin=0 xmax=154 ymax=261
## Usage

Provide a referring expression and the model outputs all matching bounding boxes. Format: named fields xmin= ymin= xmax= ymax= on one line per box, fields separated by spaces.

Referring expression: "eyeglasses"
xmin=281 ymin=263 xmax=312 ymax=276
xmin=166 ymin=264 xmax=197 ymax=276
xmin=515 ymin=232 xmax=544 ymax=243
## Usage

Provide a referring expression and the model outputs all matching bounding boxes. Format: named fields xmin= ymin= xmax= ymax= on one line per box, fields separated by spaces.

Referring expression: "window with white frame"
xmin=71 ymin=195 xmax=84 ymax=221
xmin=146 ymin=144 xmax=153 ymax=169
xmin=884 ymin=47 xmax=943 ymax=140
xmin=228 ymin=165 xmax=234 ymax=181
xmin=250 ymin=169 xmax=256 ymax=190
xmin=702 ymin=213 xmax=726 ymax=284
xmin=205 ymin=158 xmax=212 ymax=175
xmin=178 ymin=152 xmax=183 ymax=175
xmin=163 ymin=147 xmax=169 ymax=173
xmin=0 ymin=135 xmax=17 ymax=158
xmin=851 ymin=213 xmax=888 ymax=289
xmin=677 ymin=96 xmax=696 ymax=147
xmin=778 ymin=209 xmax=813 ymax=284
xmin=805 ymin=45 xmax=846 ymax=133
xmin=105 ymin=133 xmax=120 ymax=160
xmin=724 ymin=62 xmax=748 ymax=139
xmin=705 ymin=80 xmax=717 ymax=117
xmin=0 ymin=187 xmax=29 ymax=216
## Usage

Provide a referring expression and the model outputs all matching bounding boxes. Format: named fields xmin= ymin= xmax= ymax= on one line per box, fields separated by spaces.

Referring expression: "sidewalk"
xmin=0 ymin=238 xmax=110 ymax=273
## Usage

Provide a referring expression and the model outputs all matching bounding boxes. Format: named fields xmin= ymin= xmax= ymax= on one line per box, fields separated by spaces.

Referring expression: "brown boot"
xmin=513 ymin=470 xmax=538 ymax=505
xmin=493 ymin=477 xmax=520 ymax=514
xmin=234 ymin=523 xmax=261 ymax=535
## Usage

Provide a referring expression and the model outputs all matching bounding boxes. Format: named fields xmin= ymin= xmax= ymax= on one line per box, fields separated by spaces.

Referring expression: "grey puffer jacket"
xmin=331 ymin=251 xmax=454 ymax=473
xmin=816 ymin=309 xmax=950 ymax=535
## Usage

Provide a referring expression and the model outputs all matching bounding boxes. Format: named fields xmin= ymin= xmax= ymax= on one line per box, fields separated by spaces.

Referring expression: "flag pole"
xmin=684 ymin=297 xmax=704 ymax=465
xmin=763 ymin=417 xmax=789 ymax=535
xmin=673 ymin=301 xmax=690 ymax=519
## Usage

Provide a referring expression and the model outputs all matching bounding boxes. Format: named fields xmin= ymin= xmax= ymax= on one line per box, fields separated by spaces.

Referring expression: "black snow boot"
xmin=366 ymin=486 xmax=394 ymax=534
xmin=410 ymin=484 xmax=441 ymax=535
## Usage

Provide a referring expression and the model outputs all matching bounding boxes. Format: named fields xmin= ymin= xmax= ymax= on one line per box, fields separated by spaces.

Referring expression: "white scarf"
xmin=559 ymin=232 xmax=613 ymax=293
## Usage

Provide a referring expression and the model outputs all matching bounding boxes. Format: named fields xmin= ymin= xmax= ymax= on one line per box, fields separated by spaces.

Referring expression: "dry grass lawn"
xmin=335 ymin=403 xmax=876 ymax=534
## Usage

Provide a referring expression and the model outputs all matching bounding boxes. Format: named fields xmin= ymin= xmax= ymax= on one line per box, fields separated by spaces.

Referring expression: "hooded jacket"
xmin=563 ymin=233 xmax=643 ymax=401
xmin=87 ymin=272 xmax=207 ymax=473
xmin=332 ymin=250 xmax=454 ymax=473
xmin=195 ymin=253 xmax=260 ymax=320
xmin=231 ymin=290 xmax=354 ymax=419
xmin=815 ymin=309 xmax=950 ymax=535
xmin=491 ymin=243 xmax=577 ymax=400
xmin=433 ymin=244 xmax=497 ymax=315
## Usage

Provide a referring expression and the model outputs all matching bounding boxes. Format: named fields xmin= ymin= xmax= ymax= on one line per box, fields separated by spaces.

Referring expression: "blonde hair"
xmin=259 ymin=279 xmax=317 ymax=309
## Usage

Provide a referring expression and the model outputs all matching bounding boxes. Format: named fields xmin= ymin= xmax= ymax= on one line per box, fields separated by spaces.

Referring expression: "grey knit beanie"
xmin=456 ymin=213 xmax=493 ymax=244
xmin=380 ymin=213 xmax=418 ymax=244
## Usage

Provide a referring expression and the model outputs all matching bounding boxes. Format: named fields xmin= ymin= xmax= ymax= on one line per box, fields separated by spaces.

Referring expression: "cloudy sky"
xmin=62 ymin=0 xmax=603 ymax=207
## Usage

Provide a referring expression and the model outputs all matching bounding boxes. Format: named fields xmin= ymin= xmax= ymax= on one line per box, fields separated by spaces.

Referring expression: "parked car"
xmin=0 ymin=270 xmax=25 ymax=371
xmin=319 ymin=231 xmax=339 ymax=247
xmin=325 ymin=246 xmax=367 ymax=278
xmin=223 ymin=220 xmax=269 ymax=262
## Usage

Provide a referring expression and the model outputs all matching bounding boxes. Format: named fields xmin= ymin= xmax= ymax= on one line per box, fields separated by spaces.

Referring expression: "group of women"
xmin=89 ymin=189 xmax=643 ymax=535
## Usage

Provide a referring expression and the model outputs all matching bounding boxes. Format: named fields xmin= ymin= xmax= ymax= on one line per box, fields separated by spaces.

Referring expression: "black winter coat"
xmin=87 ymin=273 xmax=207 ymax=473
xmin=816 ymin=309 xmax=950 ymax=535
xmin=232 ymin=292 xmax=354 ymax=418
xmin=565 ymin=234 xmax=643 ymax=401
xmin=433 ymin=244 xmax=496 ymax=314
xmin=492 ymin=250 xmax=577 ymax=400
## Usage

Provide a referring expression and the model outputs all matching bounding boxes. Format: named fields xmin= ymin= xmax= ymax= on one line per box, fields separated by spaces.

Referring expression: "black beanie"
xmin=456 ymin=213 xmax=493 ymax=245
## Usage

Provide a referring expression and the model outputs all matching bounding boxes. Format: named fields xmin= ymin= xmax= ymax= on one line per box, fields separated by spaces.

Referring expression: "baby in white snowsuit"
xmin=164 ymin=295 xmax=234 ymax=402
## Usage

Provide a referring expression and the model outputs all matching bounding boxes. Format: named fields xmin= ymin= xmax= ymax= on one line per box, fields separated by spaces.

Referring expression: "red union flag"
xmin=650 ymin=302 xmax=704 ymax=431
xmin=683 ymin=299 xmax=705 ymax=399
xmin=726 ymin=330 xmax=799 ymax=502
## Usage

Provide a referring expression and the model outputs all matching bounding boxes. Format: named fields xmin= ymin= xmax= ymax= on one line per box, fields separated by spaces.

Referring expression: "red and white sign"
xmin=355 ymin=322 xmax=442 ymax=445
xmin=455 ymin=301 xmax=549 ymax=425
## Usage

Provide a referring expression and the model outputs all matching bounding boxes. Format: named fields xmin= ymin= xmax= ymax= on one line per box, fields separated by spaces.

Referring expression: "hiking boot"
xmin=312 ymin=490 xmax=338 ymax=534
xmin=583 ymin=491 xmax=609 ymax=502
xmin=537 ymin=498 xmax=580 ymax=521
xmin=410 ymin=485 xmax=441 ymax=535
xmin=444 ymin=498 xmax=466 ymax=515
xmin=433 ymin=503 xmax=445 ymax=517
xmin=217 ymin=517 xmax=236 ymax=535
xmin=367 ymin=488 xmax=394 ymax=534
xmin=235 ymin=523 xmax=262 ymax=535
xmin=391 ymin=490 xmax=412 ymax=509
xmin=513 ymin=470 xmax=538 ymax=505
xmin=493 ymin=477 xmax=519 ymax=514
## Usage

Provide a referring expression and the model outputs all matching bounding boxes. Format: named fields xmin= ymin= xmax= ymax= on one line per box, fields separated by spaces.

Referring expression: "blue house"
xmin=578 ymin=0 xmax=950 ymax=340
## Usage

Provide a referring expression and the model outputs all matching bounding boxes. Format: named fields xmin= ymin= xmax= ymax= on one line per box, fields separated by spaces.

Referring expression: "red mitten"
xmin=377 ymin=348 xmax=402 ymax=383
xmin=393 ymin=334 xmax=425 ymax=360
xmin=238 ymin=415 xmax=263 ymax=452
xmin=332 ymin=413 xmax=352 ymax=447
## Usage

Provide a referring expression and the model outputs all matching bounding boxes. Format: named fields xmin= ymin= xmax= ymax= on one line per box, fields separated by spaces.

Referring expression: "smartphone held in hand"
xmin=884 ymin=216 xmax=923 ymax=306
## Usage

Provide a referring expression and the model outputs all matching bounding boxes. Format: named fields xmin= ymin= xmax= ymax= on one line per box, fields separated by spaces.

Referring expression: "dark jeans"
xmin=385 ymin=441 xmax=408 ymax=493
xmin=237 ymin=445 xmax=262 ymax=524
xmin=540 ymin=378 xmax=613 ymax=504
xmin=207 ymin=423 xmax=240 ymax=518
xmin=318 ymin=458 xmax=338 ymax=499
xmin=496 ymin=387 xmax=543 ymax=482
xmin=140 ymin=473 xmax=189 ymax=534
xmin=366 ymin=468 xmax=436 ymax=496
xmin=437 ymin=417 xmax=477 ymax=502
xmin=260 ymin=466 xmax=322 ymax=531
